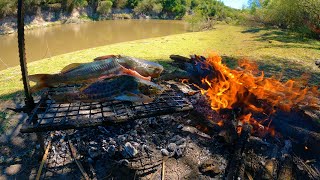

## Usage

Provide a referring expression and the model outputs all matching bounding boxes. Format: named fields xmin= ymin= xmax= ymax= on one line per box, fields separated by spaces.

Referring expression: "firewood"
xmin=68 ymin=138 xmax=90 ymax=180
xmin=272 ymin=120 xmax=320 ymax=154
xmin=169 ymin=55 xmax=192 ymax=63
xmin=293 ymin=155 xmax=320 ymax=180
xmin=226 ymin=123 xmax=252 ymax=180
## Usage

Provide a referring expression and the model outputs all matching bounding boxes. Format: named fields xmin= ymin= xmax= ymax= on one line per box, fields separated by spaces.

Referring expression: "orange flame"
xmin=195 ymin=52 xmax=319 ymax=133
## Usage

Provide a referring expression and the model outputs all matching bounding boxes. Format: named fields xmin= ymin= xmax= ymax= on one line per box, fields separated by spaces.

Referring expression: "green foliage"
xmin=111 ymin=0 xmax=127 ymax=8
xmin=184 ymin=11 xmax=205 ymax=31
xmin=72 ymin=0 xmax=88 ymax=7
xmin=126 ymin=0 xmax=138 ymax=8
xmin=134 ymin=0 xmax=162 ymax=16
xmin=0 ymin=0 xmax=16 ymax=17
xmin=97 ymin=0 xmax=113 ymax=15
xmin=260 ymin=0 xmax=320 ymax=36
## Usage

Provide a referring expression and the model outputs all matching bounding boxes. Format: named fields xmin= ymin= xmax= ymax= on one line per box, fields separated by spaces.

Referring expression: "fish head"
xmin=118 ymin=56 xmax=164 ymax=78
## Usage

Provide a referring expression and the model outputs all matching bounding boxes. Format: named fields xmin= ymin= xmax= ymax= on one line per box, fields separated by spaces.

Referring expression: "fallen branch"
xmin=36 ymin=133 xmax=53 ymax=180
xmin=68 ymin=138 xmax=90 ymax=180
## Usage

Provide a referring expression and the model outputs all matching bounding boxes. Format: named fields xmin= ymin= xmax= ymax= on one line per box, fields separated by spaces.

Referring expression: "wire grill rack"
xmin=21 ymin=87 xmax=193 ymax=133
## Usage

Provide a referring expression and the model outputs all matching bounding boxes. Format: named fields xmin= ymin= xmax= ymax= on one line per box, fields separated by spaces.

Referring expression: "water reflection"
xmin=0 ymin=20 xmax=187 ymax=70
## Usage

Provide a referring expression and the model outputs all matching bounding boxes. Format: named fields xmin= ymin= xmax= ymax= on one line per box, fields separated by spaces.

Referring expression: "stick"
xmin=36 ymin=133 xmax=53 ymax=180
xmin=68 ymin=138 xmax=90 ymax=180
xmin=161 ymin=159 xmax=165 ymax=180
xmin=226 ymin=123 xmax=252 ymax=180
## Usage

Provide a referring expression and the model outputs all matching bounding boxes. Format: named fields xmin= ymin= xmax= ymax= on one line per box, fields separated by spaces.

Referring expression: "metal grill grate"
xmin=21 ymin=88 xmax=193 ymax=133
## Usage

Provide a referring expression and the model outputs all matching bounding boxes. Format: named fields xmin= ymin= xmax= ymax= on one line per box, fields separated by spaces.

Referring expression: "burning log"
xmin=272 ymin=120 xmax=320 ymax=154
xmin=226 ymin=123 xmax=252 ymax=180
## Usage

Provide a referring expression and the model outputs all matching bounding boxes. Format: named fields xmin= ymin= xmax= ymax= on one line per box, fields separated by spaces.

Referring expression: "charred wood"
xmin=272 ymin=120 xmax=320 ymax=154
xmin=293 ymin=155 xmax=320 ymax=180
xmin=277 ymin=155 xmax=293 ymax=180
xmin=226 ymin=123 xmax=252 ymax=180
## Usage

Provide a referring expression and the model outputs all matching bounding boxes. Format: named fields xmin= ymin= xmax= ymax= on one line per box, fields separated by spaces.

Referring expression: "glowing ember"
xmin=191 ymin=52 xmax=319 ymax=134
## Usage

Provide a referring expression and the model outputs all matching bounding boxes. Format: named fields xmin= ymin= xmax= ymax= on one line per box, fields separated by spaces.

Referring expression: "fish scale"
xmin=50 ymin=75 xmax=162 ymax=103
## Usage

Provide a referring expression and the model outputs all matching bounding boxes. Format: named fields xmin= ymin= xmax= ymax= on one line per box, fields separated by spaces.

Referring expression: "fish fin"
xmin=120 ymin=66 xmax=151 ymax=81
xmin=94 ymin=55 xmax=118 ymax=61
xmin=60 ymin=63 xmax=82 ymax=74
xmin=114 ymin=92 xmax=154 ymax=103
xmin=28 ymin=74 xmax=51 ymax=93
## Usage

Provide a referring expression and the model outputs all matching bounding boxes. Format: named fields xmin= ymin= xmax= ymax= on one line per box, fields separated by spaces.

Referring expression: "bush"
xmin=133 ymin=0 xmax=162 ymax=16
xmin=97 ymin=0 xmax=113 ymax=15
xmin=0 ymin=0 xmax=16 ymax=17
xmin=184 ymin=11 xmax=208 ymax=32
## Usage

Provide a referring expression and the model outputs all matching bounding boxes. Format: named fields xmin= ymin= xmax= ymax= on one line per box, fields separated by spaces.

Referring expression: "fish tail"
xmin=28 ymin=74 xmax=52 ymax=92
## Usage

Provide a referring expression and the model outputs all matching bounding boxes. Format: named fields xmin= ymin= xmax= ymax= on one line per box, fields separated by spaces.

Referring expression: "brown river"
xmin=0 ymin=20 xmax=187 ymax=70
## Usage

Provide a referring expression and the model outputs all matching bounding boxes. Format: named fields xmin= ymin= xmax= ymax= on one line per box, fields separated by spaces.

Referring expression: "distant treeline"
xmin=0 ymin=0 xmax=319 ymax=37
xmin=0 ymin=0 xmax=240 ymax=19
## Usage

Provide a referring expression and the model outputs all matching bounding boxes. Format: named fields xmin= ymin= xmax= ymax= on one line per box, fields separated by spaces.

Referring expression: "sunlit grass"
xmin=0 ymin=24 xmax=319 ymax=100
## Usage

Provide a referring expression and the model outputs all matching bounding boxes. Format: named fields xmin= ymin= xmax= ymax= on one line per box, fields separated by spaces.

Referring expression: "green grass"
xmin=0 ymin=24 xmax=319 ymax=101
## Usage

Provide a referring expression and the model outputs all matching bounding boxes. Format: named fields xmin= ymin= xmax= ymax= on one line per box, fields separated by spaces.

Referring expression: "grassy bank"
xmin=1 ymin=24 xmax=320 ymax=101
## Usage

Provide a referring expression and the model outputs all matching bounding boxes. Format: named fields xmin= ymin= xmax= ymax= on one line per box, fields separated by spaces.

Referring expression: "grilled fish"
xmin=28 ymin=58 xmax=150 ymax=92
xmin=94 ymin=55 xmax=164 ymax=78
xmin=50 ymin=75 xmax=164 ymax=103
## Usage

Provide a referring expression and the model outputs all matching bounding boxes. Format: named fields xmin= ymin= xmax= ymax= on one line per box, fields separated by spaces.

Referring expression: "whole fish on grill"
xmin=28 ymin=58 xmax=150 ymax=92
xmin=94 ymin=55 xmax=164 ymax=78
xmin=50 ymin=75 xmax=164 ymax=103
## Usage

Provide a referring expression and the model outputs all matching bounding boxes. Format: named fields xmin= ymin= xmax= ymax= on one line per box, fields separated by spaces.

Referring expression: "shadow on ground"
xmin=242 ymin=27 xmax=320 ymax=50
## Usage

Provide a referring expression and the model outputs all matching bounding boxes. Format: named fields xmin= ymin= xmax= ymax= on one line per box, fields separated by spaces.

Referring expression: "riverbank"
xmin=1 ymin=24 xmax=319 ymax=101
xmin=0 ymin=7 xmax=152 ymax=35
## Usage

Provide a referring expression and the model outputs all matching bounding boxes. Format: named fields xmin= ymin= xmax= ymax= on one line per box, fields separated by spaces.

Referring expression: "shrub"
xmin=97 ymin=0 xmax=113 ymax=15
xmin=133 ymin=0 xmax=162 ymax=16
xmin=0 ymin=0 xmax=16 ymax=17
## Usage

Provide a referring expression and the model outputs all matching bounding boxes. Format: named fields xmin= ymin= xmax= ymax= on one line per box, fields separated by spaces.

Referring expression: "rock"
xmin=161 ymin=149 xmax=169 ymax=156
xmin=122 ymin=142 xmax=138 ymax=158
xmin=148 ymin=117 xmax=158 ymax=128
xmin=176 ymin=138 xmax=186 ymax=146
xmin=175 ymin=147 xmax=184 ymax=157
xmin=117 ymin=135 xmax=126 ymax=142
xmin=88 ymin=148 xmax=100 ymax=159
xmin=142 ymin=144 xmax=152 ymax=153
xmin=167 ymin=143 xmax=177 ymax=152
xmin=199 ymin=160 xmax=223 ymax=175
xmin=315 ymin=60 xmax=320 ymax=65
xmin=5 ymin=164 xmax=21 ymax=175
xmin=119 ymin=159 xmax=130 ymax=166
xmin=170 ymin=135 xmax=182 ymax=142
xmin=107 ymin=145 xmax=116 ymax=156
xmin=87 ymin=157 xmax=94 ymax=164
xmin=177 ymin=124 xmax=184 ymax=129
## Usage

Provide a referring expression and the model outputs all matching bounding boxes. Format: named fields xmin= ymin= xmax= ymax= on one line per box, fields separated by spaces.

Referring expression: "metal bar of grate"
xmin=21 ymin=89 xmax=193 ymax=133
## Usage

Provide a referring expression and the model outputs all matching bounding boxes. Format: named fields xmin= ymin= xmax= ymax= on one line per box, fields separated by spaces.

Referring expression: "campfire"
xmin=19 ymin=52 xmax=320 ymax=179
xmin=170 ymin=52 xmax=319 ymax=134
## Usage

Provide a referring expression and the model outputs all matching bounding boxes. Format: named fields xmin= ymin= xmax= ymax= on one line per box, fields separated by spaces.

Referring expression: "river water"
xmin=0 ymin=20 xmax=187 ymax=70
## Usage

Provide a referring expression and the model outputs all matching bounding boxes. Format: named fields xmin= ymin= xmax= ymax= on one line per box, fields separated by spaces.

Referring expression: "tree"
xmin=111 ymin=0 xmax=127 ymax=8
xmin=134 ymin=0 xmax=163 ymax=16
xmin=97 ymin=0 xmax=113 ymax=15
